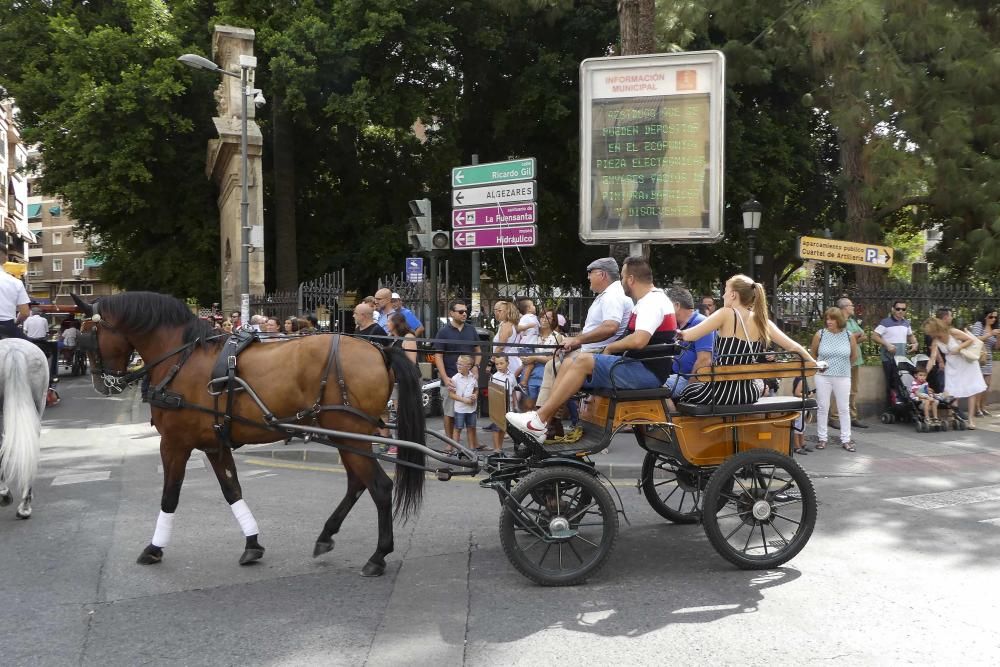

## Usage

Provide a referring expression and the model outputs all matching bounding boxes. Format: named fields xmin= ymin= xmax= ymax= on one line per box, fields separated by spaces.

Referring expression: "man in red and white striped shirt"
xmin=507 ymin=256 xmax=676 ymax=444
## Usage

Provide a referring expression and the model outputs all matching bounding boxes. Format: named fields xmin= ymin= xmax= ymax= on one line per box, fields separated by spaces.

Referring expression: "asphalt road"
xmin=2 ymin=375 xmax=1000 ymax=665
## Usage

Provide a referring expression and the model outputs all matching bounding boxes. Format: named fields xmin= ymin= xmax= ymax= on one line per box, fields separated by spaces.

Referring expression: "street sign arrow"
xmin=452 ymin=203 xmax=537 ymax=228
xmin=452 ymin=181 xmax=536 ymax=208
xmin=451 ymin=158 xmax=535 ymax=188
xmin=452 ymin=225 xmax=537 ymax=250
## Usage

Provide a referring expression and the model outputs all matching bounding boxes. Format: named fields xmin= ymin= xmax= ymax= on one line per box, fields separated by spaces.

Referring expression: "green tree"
xmin=0 ymin=0 xmax=221 ymax=302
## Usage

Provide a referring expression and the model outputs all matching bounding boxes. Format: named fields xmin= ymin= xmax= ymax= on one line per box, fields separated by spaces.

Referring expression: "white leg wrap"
xmin=230 ymin=499 xmax=259 ymax=537
xmin=151 ymin=511 xmax=174 ymax=548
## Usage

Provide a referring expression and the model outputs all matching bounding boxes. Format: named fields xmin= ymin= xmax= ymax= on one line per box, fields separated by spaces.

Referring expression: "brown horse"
xmin=72 ymin=292 xmax=425 ymax=577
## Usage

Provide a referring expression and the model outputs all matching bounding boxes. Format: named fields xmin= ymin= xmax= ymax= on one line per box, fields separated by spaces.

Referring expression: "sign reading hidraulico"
xmin=579 ymin=51 xmax=726 ymax=244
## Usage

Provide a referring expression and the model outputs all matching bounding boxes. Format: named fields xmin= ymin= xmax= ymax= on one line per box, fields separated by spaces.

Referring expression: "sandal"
xmin=842 ymin=441 xmax=856 ymax=452
xmin=793 ymin=447 xmax=809 ymax=455
xmin=815 ymin=440 xmax=827 ymax=449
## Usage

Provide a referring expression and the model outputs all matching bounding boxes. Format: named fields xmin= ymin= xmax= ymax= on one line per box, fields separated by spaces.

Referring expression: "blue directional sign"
xmin=406 ymin=257 xmax=424 ymax=282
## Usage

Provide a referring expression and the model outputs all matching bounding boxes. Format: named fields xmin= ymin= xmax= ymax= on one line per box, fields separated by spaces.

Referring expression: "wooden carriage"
xmin=484 ymin=354 xmax=820 ymax=586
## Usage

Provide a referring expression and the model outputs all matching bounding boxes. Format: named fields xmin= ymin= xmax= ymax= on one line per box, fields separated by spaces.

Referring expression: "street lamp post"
xmin=822 ymin=227 xmax=832 ymax=311
xmin=178 ymin=53 xmax=262 ymax=326
xmin=741 ymin=196 xmax=762 ymax=281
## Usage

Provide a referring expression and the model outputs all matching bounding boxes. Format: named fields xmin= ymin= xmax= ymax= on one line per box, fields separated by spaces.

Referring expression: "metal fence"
xmin=250 ymin=269 xmax=348 ymax=330
xmin=773 ymin=280 xmax=1000 ymax=333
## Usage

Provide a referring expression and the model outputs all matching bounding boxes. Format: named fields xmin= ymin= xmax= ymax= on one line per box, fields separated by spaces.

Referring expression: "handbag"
xmin=960 ymin=337 xmax=984 ymax=363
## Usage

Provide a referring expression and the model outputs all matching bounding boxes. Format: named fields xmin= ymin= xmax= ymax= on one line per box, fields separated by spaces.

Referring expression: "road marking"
xmin=52 ymin=471 xmax=111 ymax=486
xmin=887 ymin=484 xmax=1000 ymax=510
xmin=157 ymin=458 xmax=205 ymax=473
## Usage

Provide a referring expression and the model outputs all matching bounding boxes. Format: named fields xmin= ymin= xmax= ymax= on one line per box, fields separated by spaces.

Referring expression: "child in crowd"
xmin=490 ymin=355 xmax=517 ymax=453
xmin=792 ymin=375 xmax=814 ymax=455
xmin=450 ymin=355 xmax=480 ymax=451
xmin=910 ymin=368 xmax=940 ymax=424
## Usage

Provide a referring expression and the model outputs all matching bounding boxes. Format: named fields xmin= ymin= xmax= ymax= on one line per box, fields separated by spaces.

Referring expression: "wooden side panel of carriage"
xmin=580 ymin=395 xmax=797 ymax=467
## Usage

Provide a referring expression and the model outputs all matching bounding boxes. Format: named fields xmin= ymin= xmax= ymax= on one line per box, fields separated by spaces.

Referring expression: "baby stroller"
xmin=883 ymin=355 xmax=967 ymax=432
xmin=880 ymin=355 xmax=916 ymax=425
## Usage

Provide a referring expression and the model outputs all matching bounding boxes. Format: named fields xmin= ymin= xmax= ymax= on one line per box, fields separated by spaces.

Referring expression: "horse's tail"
xmin=385 ymin=345 xmax=425 ymax=521
xmin=1 ymin=342 xmax=43 ymax=496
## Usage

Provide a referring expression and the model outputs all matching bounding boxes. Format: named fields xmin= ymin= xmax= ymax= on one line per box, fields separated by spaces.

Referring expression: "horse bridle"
xmin=78 ymin=303 xmax=198 ymax=393
xmin=76 ymin=303 xmax=136 ymax=392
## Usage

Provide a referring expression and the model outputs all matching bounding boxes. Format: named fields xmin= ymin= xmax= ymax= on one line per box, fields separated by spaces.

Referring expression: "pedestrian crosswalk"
xmin=47 ymin=463 xmax=278 ymax=486
xmin=888 ymin=483 xmax=1000 ymax=528
xmin=887 ymin=484 xmax=1000 ymax=510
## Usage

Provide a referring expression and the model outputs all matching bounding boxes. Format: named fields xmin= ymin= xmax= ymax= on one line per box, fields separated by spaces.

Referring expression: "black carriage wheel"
xmin=701 ymin=450 xmax=816 ymax=570
xmin=640 ymin=452 xmax=701 ymax=524
xmin=499 ymin=466 xmax=619 ymax=586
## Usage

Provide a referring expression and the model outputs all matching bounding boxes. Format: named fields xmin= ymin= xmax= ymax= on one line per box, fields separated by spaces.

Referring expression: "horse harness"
xmin=80 ymin=306 xmax=386 ymax=450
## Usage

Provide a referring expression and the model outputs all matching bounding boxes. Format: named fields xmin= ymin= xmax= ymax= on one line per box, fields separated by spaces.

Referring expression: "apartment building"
xmin=26 ymin=192 xmax=115 ymax=305
xmin=1 ymin=100 xmax=35 ymax=263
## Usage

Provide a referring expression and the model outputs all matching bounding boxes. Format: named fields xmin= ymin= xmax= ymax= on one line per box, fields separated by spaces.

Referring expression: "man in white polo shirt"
xmin=533 ymin=257 xmax=633 ymax=438
xmin=872 ymin=300 xmax=917 ymax=361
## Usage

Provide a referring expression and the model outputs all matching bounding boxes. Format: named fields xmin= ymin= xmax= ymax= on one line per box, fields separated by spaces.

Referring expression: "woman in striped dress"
xmin=809 ymin=307 xmax=859 ymax=451
xmin=678 ymin=274 xmax=816 ymax=406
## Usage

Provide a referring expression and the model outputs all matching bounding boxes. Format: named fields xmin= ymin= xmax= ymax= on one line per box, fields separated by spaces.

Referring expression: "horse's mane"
xmin=98 ymin=291 xmax=221 ymax=348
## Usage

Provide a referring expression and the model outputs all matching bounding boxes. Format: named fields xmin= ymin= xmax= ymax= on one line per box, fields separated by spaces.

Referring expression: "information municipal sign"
xmin=451 ymin=158 xmax=536 ymax=188
xmin=452 ymin=203 xmax=537 ymax=228
xmin=452 ymin=181 xmax=535 ymax=208
xmin=453 ymin=225 xmax=537 ymax=250
xmin=579 ymin=51 xmax=726 ymax=244
xmin=405 ymin=257 xmax=424 ymax=282
xmin=798 ymin=236 xmax=894 ymax=268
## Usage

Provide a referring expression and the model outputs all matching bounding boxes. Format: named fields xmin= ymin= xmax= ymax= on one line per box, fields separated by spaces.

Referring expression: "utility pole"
xmin=470 ymin=154 xmax=480 ymax=323
xmin=615 ymin=0 xmax=656 ymax=260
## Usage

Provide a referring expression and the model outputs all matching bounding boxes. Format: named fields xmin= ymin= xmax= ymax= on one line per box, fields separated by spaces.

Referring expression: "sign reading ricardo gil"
xmin=451 ymin=157 xmax=537 ymax=249
xmin=798 ymin=236 xmax=894 ymax=268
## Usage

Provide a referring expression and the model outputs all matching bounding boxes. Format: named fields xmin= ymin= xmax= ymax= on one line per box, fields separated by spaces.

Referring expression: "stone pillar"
xmin=205 ymin=25 xmax=265 ymax=315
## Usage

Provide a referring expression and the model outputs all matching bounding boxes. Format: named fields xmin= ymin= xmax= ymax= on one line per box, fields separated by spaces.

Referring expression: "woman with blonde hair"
xmin=678 ymin=274 xmax=817 ymax=405
xmin=924 ymin=316 xmax=986 ymax=429
xmin=809 ymin=307 xmax=859 ymax=451
xmin=492 ymin=300 xmax=523 ymax=377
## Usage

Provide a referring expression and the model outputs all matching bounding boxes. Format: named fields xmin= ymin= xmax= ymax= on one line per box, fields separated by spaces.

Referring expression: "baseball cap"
xmin=586 ymin=257 xmax=619 ymax=274
xmin=390 ymin=292 xmax=401 ymax=300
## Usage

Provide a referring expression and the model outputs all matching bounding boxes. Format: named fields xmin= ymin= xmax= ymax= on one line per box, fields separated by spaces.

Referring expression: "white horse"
xmin=0 ymin=338 xmax=47 ymax=519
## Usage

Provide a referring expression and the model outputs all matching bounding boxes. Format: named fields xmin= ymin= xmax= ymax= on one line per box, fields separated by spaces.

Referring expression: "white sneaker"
xmin=505 ymin=411 xmax=546 ymax=445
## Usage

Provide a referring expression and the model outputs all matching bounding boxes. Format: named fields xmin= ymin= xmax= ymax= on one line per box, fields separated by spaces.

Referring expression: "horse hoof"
xmin=312 ymin=539 xmax=334 ymax=558
xmin=361 ymin=561 xmax=386 ymax=577
xmin=15 ymin=508 xmax=31 ymax=520
xmin=0 ymin=492 xmax=11 ymax=507
xmin=136 ymin=545 xmax=163 ymax=565
xmin=239 ymin=547 xmax=265 ymax=565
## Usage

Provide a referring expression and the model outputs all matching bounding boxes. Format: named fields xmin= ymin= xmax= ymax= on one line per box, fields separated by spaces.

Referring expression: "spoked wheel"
xmin=640 ymin=452 xmax=702 ymax=524
xmin=499 ymin=466 xmax=619 ymax=586
xmin=702 ymin=450 xmax=816 ymax=570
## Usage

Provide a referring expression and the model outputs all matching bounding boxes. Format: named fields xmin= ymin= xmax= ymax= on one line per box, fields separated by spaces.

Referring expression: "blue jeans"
xmin=663 ymin=374 xmax=689 ymax=398
xmin=584 ymin=354 xmax=663 ymax=390
xmin=454 ymin=411 xmax=478 ymax=429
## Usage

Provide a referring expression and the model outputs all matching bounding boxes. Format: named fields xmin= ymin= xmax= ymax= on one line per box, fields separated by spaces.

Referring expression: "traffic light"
xmin=407 ymin=198 xmax=432 ymax=251
xmin=407 ymin=199 xmax=450 ymax=251
xmin=429 ymin=229 xmax=450 ymax=251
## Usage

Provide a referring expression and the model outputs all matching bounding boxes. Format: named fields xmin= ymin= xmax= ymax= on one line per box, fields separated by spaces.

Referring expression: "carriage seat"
xmin=676 ymin=396 xmax=817 ymax=417
xmin=590 ymin=386 xmax=673 ymax=401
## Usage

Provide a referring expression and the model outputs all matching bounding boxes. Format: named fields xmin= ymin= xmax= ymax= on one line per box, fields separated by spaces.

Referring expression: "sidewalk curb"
xmin=233 ymin=446 xmax=645 ymax=479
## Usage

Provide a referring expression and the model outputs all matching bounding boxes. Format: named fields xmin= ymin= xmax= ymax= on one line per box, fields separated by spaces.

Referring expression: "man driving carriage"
xmin=506 ymin=256 xmax=677 ymax=444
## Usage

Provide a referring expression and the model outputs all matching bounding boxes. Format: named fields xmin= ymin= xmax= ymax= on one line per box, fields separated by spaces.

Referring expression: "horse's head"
xmin=73 ymin=293 xmax=135 ymax=396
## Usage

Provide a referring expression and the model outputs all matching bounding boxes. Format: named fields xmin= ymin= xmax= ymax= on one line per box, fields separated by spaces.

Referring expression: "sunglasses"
xmin=452 ymin=309 xmax=467 ymax=314
xmin=894 ymin=307 xmax=907 ymax=311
